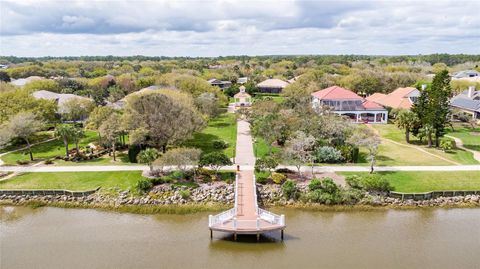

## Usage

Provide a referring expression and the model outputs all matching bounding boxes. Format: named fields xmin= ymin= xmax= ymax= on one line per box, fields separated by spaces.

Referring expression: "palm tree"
xmin=137 ymin=148 xmax=160 ymax=172
xmin=55 ymin=124 xmax=74 ymax=158
xmin=71 ymin=127 xmax=85 ymax=156
xmin=395 ymin=110 xmax=418 ymax=144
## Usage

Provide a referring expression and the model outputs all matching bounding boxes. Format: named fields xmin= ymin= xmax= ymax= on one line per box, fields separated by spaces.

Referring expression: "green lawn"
xmin=340 ymin=171 xmax=480 ymax=193
xmin=0 ymin=171 xmax=144 ymax=191
xmin=183 ymin=113 xmax=237 ymax=158
xmin=1 ymin=130 xmax=99 ymax=165
xmin=0 ymin=131 xmax=54 ymax=154
xmin=253 ymin=137 xmax=280 ymax=158
xmin=447 ymin=125 xmax=480 ymax=152
xmin=371 ymin=124 xmax=478 ymax=165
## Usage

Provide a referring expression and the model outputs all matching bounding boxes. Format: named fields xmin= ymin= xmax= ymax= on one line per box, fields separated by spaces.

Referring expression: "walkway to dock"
xmin=208 ymin=119 xmax=285 ymax=240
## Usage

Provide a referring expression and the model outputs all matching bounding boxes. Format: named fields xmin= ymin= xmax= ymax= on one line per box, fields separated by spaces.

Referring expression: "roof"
xmin=366 ymin=93 xmax=387 ymax=103
xmin=257 ymin=79 xmax=289 ymax=89
xmin=287 ymin=76 xmax=301 ymax=84
xmin=32 ymin=90 xmax=93 ymax=113
xmin=453 ymin=70 xmax=480 ymax=79
xmin=450 ymin=89 xmax=480 ymax=112
xmin=366 ymin=87 xmax=419 ymax=109
xmin=362 ymin=100 xmax=385 ymax=110
xmin=311 ymin=86 xmax=363 ymax=100
xmin=234 ymin=92 xmax=251 ymax=98
xmin=10 ymin=76 xmax=45 ymax=87
xmin=237 ymin=77 xmax=248 ymax=84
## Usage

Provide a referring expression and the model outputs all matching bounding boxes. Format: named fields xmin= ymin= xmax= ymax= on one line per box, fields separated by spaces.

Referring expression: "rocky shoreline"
xmin=1 ymin=183 xmax=480 ymax=211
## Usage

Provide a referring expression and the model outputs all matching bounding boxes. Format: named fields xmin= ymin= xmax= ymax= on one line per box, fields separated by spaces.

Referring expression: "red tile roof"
xmin=311 ymin=86 xmax=363 ymax=100
xmin=362 ymin=100 xmax=385 ymax=109
xmin=365 ymin=87 xmax=418 ymax=109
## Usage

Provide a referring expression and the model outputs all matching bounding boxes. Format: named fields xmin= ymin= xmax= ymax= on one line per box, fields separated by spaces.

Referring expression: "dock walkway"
xmin=208 ymin=119 xmax=285 ymax=240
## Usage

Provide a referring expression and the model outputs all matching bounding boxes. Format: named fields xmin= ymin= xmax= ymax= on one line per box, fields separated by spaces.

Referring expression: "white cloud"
xmin=0 ymin=0 xmax=478 ymax=56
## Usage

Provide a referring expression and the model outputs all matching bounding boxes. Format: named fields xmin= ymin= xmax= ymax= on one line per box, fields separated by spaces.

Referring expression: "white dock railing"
xmin=253 ymin=175 xmax=285 ymax=227
xmin=208 ymin=174 xmax=238 ymax=228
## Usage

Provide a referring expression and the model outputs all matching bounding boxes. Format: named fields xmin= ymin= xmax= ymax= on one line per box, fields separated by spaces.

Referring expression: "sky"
xmin=0 ymin=0 xmax=479 ymax=57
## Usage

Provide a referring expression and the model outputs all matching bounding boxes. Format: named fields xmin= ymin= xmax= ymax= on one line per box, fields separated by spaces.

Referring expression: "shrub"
xmin=128 ymin=145 xmax=142 ymax=163
xmin=440 ymin=139 xmax=455 ymax=152
xmin=256 ymin=176 xmax=268 ymax=184
xmin=271 ymin=172 xmax=286 ymax=184
xmin=338 ymin=144 xmax=359 ymax=163
xmin=361 ymin=175 xmax=393 ymax=192
xmin=212 ymin=140 xmax=228 ymax=149
xmin=345 ymin=175 xmax=363 ymax=189
xmin=275 ymin=168 xmax=294 ymax=174
xmin=179 ymin=190 xmax=191 ymax=200
xmin=308 ymin=178 xmax=322 ymax=191
xmin=255 ymin=156 xmax=279 ymax=173
xmin=282 ymin=180 xmax=298 ymax=200
xmin=136 ymin=178 xmax=153 ymax=193
xmin=315 ymin=146 xmax=344 ymax=163
xmin=170 ymin=171 xmax=185 ymax=180
xmin=16 ymin=160 xmax=30 ymax=165
xmin=44 ymin=159 xmax=54 ymax=165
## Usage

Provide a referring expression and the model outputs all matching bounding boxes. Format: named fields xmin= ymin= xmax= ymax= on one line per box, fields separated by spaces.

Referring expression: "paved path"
xmin=446 ymin=135 xmax=480 ymax=163
xmin=1 ymin=164 xmax=479 ymax=173
xmin=366 ymin=125 xmax=460 ymax=165
xmin=0 ymin=138 xmax=57 ymax=166
xmin=209 ymin=119 xmax=285 ymax=235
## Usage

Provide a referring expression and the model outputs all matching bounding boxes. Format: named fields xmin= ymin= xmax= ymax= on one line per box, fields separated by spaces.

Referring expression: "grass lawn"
xmin=371 ymin=124 xmax=478 ymax=165
xmin=253 ymin=137 xmax=280 ymax=158
xmin=340 ymin=171 xmax=480 ymax=193
xmin=0 ymin=171 xmax=144 ymax=191
xmin=0 ymin=131 xmax=54 ymax=154
xmin=183 ymin=113 xmax=237 ymax=158
xmin=1 ymin=130 xmax=99 ymax=165
xmin=447 ymin=125 xmax=480 ymax=152
xmin=253 ymin=93 xmax=285 ymax=104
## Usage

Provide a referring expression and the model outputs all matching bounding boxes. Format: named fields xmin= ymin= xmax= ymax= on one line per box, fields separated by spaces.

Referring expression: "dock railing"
xmin=208 ymin=174 xmax=238 ymax=228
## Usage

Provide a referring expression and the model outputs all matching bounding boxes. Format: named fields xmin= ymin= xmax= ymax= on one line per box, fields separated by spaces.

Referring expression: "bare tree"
xmin=283 ymin=131 xmax=315 ymax=177
xmin=348 ymin=127 xmax=381 ymax=173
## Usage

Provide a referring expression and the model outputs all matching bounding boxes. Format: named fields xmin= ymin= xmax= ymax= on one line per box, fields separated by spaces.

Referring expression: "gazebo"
xmin=234 ymin=86 xmax=252 ymax=107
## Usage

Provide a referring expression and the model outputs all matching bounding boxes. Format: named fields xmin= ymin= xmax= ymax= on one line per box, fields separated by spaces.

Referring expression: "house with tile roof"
xmin=450 ymin=86 xmax=480 ymax=119
xmin=257 ymin=78 xmax=289 ymax=93
xmin=366 ymin=87 xmax=420 ymax=110
xmin=311 ymin=86 xmax=388 ymax=123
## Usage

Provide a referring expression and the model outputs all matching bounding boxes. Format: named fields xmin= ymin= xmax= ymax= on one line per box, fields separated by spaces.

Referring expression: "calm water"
xmin=1 ymin=206 xmax=479 ymax=269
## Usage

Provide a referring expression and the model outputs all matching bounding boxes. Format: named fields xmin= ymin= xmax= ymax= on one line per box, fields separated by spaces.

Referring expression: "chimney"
xmin=468 ymin=86 xmax=475 ymax=98
xmin=421 ymin=84 xmax=427 ymax=91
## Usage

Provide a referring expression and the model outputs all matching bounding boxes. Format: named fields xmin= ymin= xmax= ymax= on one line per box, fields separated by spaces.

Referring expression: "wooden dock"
xmin=208 ymin=119 xmax=285 ymax=240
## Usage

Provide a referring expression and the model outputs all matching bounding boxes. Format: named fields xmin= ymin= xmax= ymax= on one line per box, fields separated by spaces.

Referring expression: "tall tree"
xmin=61 ymin=98 xmax=95 ymax=123
xmin=99 ymin=113 xmax=123 ymax=161
xmin=6 ymin=112 xmax=43 ymax=161
xmin=123 ymin=90 xmax=204 ymax=152
xmin=430 ymin=70 xmax=452 ymax=147
xmin=55 ymin=124 xmax=75 ymax=158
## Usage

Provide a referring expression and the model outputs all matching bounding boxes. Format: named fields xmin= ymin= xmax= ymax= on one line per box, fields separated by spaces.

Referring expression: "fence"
xmin=389 ymin=190 xmax=480 ymax=200
xmin=0 ymin=187 xmax=100 ymax=197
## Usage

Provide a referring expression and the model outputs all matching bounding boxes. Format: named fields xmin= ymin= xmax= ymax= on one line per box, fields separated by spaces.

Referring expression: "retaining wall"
xmin=0 ymin=187 xmax=100 ymax=197
xmin=389 ymin=190 xmax=480 ymax=200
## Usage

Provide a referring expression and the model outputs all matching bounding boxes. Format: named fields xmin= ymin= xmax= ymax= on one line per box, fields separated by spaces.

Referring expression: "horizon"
xmin=1 ymin=0 xmax=479 ymax=57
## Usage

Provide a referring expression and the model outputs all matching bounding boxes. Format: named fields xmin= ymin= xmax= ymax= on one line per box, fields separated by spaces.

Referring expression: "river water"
xmin=1 ymin=206 xmax=479 ymax=269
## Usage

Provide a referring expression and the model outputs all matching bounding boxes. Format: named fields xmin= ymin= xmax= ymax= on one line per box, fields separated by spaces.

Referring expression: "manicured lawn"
xmin=253 ymin=137 xmax=280 ymax=158
xmin=0 ymin=131 xmax=54 ymax=154
xmin=0 ymin=171 xmax=144 ymax=191
xmin=340 ymin=171 xmax=480 ymax=193
xmin=183 ymin=113 xmax=237 ymax=158
xmin=253 ymin=93 xmax=285 ymax=104
xmin=447 ymin=126 xmax=480 ymax=152
xmin=1 ymin=130 xmax=99 ymax=165
xmin=371 ymin=124 xmax=478 ymax=165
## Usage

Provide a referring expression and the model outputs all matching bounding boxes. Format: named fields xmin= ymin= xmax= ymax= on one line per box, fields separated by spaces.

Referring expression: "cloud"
xmin=0 ymin=0 xmax=479 ymax=56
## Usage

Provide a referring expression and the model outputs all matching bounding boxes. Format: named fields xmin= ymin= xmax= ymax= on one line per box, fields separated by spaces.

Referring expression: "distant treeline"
xmin=1 ymin=54 xmax=480 ymax=66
